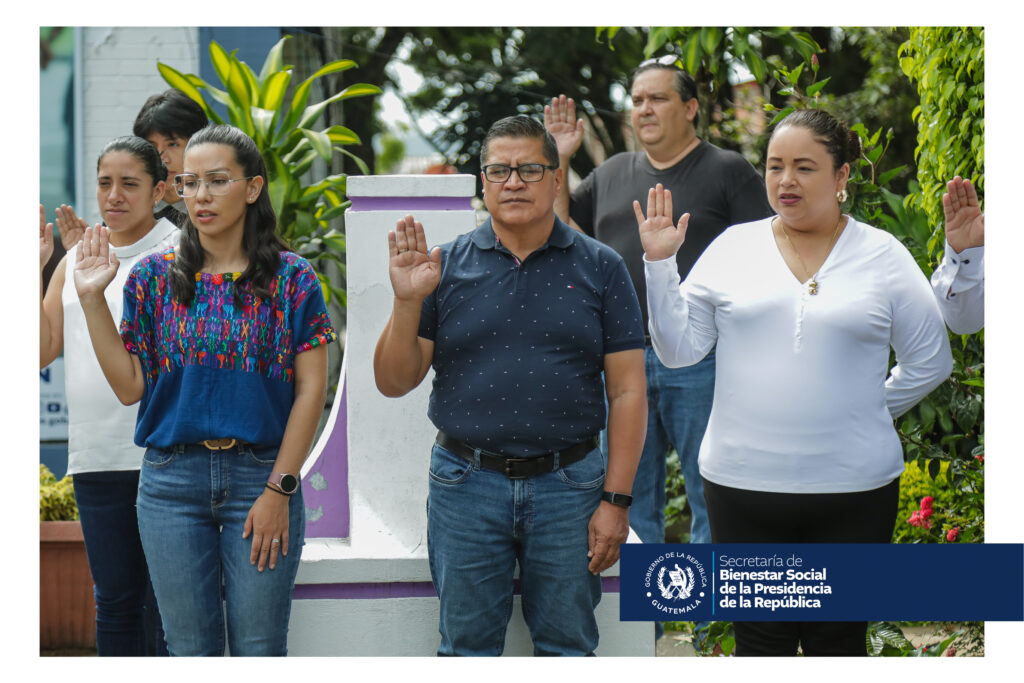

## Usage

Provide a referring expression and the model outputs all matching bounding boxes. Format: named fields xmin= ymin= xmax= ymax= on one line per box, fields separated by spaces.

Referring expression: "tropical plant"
xmin=156 ymin=36 xmax=382 ymax=306
xmin=40 ymin=464 xmax=78 ymax=521
xmin=894 ymin=27 xmax=984 ymax=546
xmin=898 ymin=27 xmax=984 ymax=229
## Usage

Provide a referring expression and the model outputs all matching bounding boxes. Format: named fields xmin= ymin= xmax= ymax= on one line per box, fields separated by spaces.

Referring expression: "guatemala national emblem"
xmin=658 ymin=563 xmax=695 ymax=600
xmin=642 ymin=550 xmax=708 ymax=617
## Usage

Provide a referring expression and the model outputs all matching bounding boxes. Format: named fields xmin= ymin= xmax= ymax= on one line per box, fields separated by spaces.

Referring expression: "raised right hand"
xmin=56 ymin=204 xmax=88 ymax=250
xmin=388 ymin=215 xmax=441 ymax=302
xmin=634 ymin=184 xmax=689 ymax=261
xmin=543 ymin=94 xmax=584 ymax=162
xmin=40 ymin=205 xmax=54 ymax=269
xmin=73 ymin=225 xmax=120 ymax=299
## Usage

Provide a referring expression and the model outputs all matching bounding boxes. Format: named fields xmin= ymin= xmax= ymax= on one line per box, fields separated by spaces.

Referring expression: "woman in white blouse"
xmin=637 ymin=109 xmax=952 ymax=656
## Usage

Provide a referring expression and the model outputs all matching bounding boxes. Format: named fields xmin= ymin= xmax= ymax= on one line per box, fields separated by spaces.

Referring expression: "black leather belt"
xmin=435 ymin=431 xmax=598 ymax=480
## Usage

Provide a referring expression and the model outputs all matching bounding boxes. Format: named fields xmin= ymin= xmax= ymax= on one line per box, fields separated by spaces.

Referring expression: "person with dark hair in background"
xmin=71 ymin=125 xmax=335 ymax=656
xmin=545 ymin=59 xmax=772 ymax=644
xmin=133 ymin=88 xmax=209 ymax=226
xmin=931 ymin=175 xmax=984 ymax=334
xmin=40 ymin=136 xmax=178 ymax=656
xmin=638 ymin=108 xmax=952 ymax=656
xmin=374 ymin=115 xmax=646 ymax=656
xmin=53 ymin=89 xmax=209 ymax=244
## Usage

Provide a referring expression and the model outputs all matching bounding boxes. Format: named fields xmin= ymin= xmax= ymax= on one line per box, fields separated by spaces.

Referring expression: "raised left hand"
xmin=943 ymin=176 xmax=984 ymax=253
xmin=243 ymin=489 xmax=291 ymax=572
xmin=587 ymin=501 xmax=630 ymax=574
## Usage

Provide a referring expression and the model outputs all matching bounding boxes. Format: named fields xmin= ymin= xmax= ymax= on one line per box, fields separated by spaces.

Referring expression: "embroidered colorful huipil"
xmin=120 ymin=249 xmax=337 ymax=448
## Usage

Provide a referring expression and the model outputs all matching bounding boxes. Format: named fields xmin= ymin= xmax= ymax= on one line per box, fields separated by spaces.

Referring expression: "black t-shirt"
xmin=570 ymin=141 xmax=773 ymax=328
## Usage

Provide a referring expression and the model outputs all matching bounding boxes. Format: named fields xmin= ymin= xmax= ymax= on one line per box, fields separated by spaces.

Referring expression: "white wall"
xmin=78 ymin=27 xmax=200 ymax=222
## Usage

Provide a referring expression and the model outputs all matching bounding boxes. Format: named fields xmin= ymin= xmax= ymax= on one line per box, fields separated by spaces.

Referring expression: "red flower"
xmin=945 ymin=646 xmax=957 ymax=657
xmin=974 ymin=454 xmax=984 ymax=463
xmin=921 ymin=508 xmax=933 ymax=519
xmin=213 ymin=273 xmax=224 ymax=285
xmin=947 ymin=527 xmax=960 ymax=542
xmin=920 ymin=496 xmax=934 ymax=510
xmin=908 ymin=511 xmax=933 ymax=529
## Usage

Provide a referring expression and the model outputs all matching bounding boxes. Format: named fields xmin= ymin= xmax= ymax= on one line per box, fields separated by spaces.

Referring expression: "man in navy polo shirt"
xmin=374 ymin=115 xmax=647 ymax=656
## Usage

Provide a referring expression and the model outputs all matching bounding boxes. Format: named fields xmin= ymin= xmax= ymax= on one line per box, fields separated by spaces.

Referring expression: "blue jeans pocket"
xmin=142 ymin=447 xmax=177 ymax=468
xmin=429 ymin=445 xmax=474 ymax=486
xmin=557 ymin=449 xmax=605 ymax=488
xmin=242 ymin=445 xmax=279 ymax=466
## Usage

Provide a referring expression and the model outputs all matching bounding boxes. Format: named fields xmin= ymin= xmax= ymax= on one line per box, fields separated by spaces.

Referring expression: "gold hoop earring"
xmin=837 ymin=188 xmax=849 ymax=204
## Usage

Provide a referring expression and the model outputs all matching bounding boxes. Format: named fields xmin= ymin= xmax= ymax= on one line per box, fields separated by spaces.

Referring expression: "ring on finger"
xmin=271 ymin=538 xmax=281 ymax=545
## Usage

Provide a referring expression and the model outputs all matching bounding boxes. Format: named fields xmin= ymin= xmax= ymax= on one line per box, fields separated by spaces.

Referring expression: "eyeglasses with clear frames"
xmin=482 ymin=163 xmax=557 ymax=183
xmin=174 ymin=172 xmax=255 ymax=198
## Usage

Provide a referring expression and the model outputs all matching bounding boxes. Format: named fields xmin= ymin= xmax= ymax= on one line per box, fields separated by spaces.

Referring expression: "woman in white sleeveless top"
xmin=40 ymin=136 xmax=178 ymax=656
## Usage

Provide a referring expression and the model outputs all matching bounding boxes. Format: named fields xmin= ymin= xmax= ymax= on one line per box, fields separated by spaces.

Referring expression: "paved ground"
xmin=656 ymin=631 xmax=698 ymax=656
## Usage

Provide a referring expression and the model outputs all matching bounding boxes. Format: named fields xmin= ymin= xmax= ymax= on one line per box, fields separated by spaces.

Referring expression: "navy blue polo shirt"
xmin=418 ymin=217 xmax=644 ymax=457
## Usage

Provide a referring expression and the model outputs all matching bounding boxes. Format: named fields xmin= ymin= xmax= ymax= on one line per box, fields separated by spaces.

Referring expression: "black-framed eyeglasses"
xmin=482 ymin=163 xmax=557 ymax=183
xmin=173 ymin=172 xmax=255 ymax=198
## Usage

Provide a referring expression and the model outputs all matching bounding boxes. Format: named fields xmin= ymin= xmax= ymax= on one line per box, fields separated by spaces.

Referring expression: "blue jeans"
xmin=426 ymin=443 xmax=604 ymax=656
xmin=72 ymin=470 xmax=166 ymax=656
xmin=625 ymin=346 xmax=714 ymax=546
xmin=136 ymin=443 xmax=305 ymax=656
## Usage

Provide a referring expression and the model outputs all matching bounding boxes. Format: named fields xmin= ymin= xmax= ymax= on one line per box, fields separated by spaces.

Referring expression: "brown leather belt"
xmin=198 ymin=438 xmax=242 ymax=450
xmin=435 ymin=431 xmax=598 ymax=480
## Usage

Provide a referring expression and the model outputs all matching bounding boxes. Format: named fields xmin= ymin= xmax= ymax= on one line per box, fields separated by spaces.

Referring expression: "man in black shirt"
xmin=545 ymin=61 xmax=772 ymax=565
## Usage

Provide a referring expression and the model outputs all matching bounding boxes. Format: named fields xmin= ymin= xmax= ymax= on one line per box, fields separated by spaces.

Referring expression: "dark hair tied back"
xmin=168 ymin=124 xmax=290 ymax=308
xmin=97 ymin=136 xmax=167 ymax=188
xmin=771 ymin=109 xmax=860 ymax=171
xmin=846 ymin=128 xmax=862 ymax=164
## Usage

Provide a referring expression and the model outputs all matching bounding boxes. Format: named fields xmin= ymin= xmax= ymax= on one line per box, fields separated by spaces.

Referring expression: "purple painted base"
xmin=293 ymin=576 xmax=620 ymax=600
xmin=348 ymin=196 xmax=473 ymax=212
xmin=301 ymin=379 xmax=350 ymax=538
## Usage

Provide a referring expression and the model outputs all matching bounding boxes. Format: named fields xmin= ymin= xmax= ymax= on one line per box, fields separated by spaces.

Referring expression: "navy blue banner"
xmin=619 ymin=543 xmax=1023 ymax=622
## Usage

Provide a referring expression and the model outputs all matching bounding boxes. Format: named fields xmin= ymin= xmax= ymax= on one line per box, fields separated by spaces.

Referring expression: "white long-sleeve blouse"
xmin=645 ymin=216 xmax=952 ymax=494
xmin=931 ymin=240 xmax=984 ymax=335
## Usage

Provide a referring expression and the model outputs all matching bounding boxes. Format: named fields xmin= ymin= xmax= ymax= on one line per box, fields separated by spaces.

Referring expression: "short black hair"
xmin=480 ymin=115 xmax=559 ymax=169
xmin=133 ymin=89 xmax=208 ymax=141
xmin=631 ymin=62 xmax=700 ymax=129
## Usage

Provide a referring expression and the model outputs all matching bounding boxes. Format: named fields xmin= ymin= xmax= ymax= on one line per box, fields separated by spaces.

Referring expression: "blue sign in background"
xmin=619 ymin=543 xmax=1024 ymax=622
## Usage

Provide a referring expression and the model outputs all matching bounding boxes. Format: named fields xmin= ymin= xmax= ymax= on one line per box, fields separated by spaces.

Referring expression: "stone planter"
xmin=40 ymin=521 xmax=95 ymax=650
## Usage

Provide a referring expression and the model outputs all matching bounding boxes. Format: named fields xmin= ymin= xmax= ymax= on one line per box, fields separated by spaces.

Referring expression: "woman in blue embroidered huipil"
xmin=74 ymin=125 xmax=336 ymax=656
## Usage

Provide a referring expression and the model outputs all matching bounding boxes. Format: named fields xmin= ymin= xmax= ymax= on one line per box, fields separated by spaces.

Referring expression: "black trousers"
xmin=702 ymin=476 xmax=900 ymax=656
